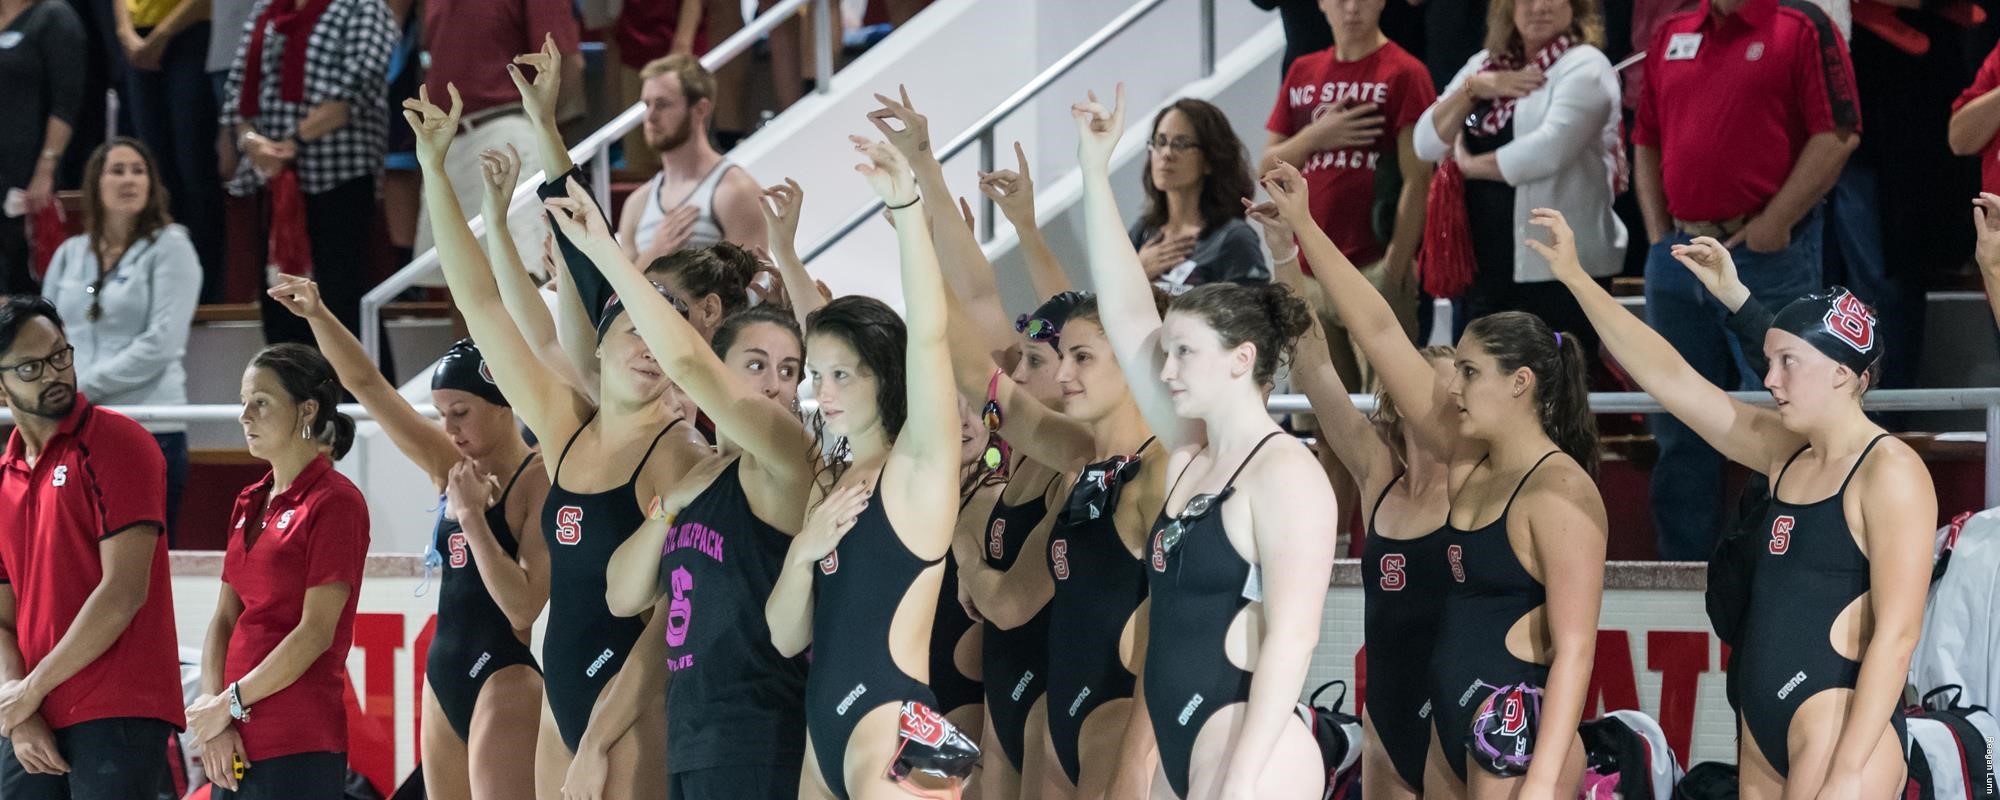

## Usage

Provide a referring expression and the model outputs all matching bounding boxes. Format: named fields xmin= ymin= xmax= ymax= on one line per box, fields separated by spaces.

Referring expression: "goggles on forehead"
xmin=1015 ymin=314 xmax=1060 ymax=343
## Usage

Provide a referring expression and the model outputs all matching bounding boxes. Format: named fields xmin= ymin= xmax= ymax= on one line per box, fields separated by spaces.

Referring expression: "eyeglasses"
xmin=1015 ymin=315 xmax=1060 ymax=343
xmin=0 ymin=345 xmax=74 ymax=382
xmin=1147 ymin=136 xmax=1201 ymax=153
xmin=1157 ymin=486 xmax=1237 ymax=554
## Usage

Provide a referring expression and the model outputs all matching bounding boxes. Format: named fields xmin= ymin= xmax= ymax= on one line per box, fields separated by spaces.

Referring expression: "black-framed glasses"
xmin=1147 ymin=136 xmax=1201 ymax=153
xmin=1157 ymin=486 xmax=1236 ymax=554
xmin=0 ymin=345 xmax=74 ymax=382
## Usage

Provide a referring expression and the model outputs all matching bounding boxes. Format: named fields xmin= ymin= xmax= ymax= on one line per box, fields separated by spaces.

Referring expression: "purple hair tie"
xmin=1554 ymin=331 xmax=1564 ymax=348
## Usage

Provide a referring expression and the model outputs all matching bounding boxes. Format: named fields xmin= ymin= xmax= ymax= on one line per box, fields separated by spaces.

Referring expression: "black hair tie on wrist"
xmin=885 ymin=195 xmax=921 ymax=211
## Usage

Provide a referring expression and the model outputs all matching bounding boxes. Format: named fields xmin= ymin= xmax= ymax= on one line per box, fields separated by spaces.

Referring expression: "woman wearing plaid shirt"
xmin=219 ymin=0 xmax=394 ymax=346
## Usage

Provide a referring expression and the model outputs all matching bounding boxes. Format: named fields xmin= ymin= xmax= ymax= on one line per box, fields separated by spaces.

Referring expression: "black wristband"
xmin=885 ymin=195 xmax=921 ymax=211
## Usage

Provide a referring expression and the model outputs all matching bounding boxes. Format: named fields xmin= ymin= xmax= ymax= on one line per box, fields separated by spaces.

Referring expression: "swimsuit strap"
xmin=551 ymin=409 xmax=600 ymax=484
xmin=626 ymin=417 xmax=686 ymax=484
xmin=1833 ymin=434 xmax=1894 ymax=497
xmin=1500 ymin=451 xmax=1563 ymax=517
xmin=1771 ymin=443 xmax=1813 ymax=496
xmin=495 ymin=452 xmax=539 ymax=506
xmin=1221 ymin=432 xmax=1286 ymax=490
xmin=1370 ymin=470 xmax=1408 ymax=526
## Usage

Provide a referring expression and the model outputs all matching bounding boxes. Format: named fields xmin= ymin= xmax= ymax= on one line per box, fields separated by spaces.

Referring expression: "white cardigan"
xmin=1415 ymin=45 xmax=1628 ymax=283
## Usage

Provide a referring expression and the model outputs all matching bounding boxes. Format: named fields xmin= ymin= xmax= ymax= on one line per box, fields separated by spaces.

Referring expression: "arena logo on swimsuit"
xmin=555 ymin=506 xmax=583 ymax=545
xmin=1769 ymin=515 xmax=1795 ymax=555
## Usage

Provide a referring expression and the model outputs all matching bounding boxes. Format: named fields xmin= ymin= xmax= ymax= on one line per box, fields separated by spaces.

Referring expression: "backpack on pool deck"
xmin=1297 ymin=680 xmax=1363 ymax=800
xmin=1672 ymin=762 xmax=1738 ymax=800
xmin=1905 ymin=685 xmax=2000 ymax=800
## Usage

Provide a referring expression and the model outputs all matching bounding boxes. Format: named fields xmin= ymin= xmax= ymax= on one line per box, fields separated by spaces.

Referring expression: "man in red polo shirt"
xmin=1632 ymin=0 xmax=1858 ymax=561
xmin=1263 ymin=0 xmax=1437 ymax=394
xmin=0 ymin=296 xmax=185 ymax=798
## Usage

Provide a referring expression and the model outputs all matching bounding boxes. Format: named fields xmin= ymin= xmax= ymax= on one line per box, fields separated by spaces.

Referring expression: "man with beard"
xmin=615 ymin=54 xmax=768 ymax=269
xmin=0 ymin=297 xmax=185 ymax=798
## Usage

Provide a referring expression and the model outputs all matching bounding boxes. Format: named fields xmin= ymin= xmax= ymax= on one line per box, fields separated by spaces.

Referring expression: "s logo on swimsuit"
xmin=819 ymin=552 xmax=839 ymax=575
xmin=988 ymin=518 xmax=1007 ymax=560
xmin=555 ymin=506 xmax=584 ymax=545
xmin=1150 ymin=531 xmax=1167 ymax=572
xmin=447 ymin=532 xmax=469 ymax=568
xmin=1378 ymin=553 xmax=1407 ymax=591
xmin=1052 ymin=539 xmax=1071 ymax=580
xmin=1769 ymin=515 xmax=1795 ymax=555
xmin=665 ymin=567 xmax=694 ymax=647
xmin=1447 ymin=544 xmax=1466 ymax=583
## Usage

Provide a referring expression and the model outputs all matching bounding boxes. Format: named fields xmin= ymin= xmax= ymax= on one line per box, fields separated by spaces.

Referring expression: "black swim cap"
xmin=1769 ymin=286 xmax=1880 ymax=376
xmin=431 ymin=339 xmax=508 ymax=407
xmin=596 ymin=281 xmax=689 ymax=343
xmin=1016 ymin=290 xmax=1092 ymax=349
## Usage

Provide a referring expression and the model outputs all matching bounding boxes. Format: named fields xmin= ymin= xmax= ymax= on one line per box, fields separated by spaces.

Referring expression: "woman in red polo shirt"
xmin=185 ymin=343 xmax=369 ymax=800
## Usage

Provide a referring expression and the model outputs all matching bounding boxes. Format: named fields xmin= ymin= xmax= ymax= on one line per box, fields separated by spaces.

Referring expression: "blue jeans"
xmin=1822 ymin=160 xmax=1921 ymax=390
xmin=1642 ymin=207 xmax=1824 ymax=561
xmin=125 ymin=22 xmax=223 ymax=303
xmin=153 ymin=432 xmax=187 ymax=547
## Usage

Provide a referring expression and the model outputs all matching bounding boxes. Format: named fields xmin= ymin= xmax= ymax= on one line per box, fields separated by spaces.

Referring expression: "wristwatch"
xmin=227 ymin=682 xmax=251 ymax=722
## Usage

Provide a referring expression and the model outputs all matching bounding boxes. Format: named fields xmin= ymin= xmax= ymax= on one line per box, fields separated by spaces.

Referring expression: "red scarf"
xmin=237 ymin=0 xmax=336 ymax=121
xmin=1417 ymin=35 xmax=1575 ymax=300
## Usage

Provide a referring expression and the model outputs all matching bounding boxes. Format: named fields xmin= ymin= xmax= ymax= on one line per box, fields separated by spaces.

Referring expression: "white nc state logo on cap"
xmin=1821 ymin=291 xmax=1876 ymax=353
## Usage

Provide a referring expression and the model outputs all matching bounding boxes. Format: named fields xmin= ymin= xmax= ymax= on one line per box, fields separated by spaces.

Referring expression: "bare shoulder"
xmin=1521 ymin=456 xmax=1607 ymax=528
xmin=1856 ymin=436 xmax=1934 ymax=506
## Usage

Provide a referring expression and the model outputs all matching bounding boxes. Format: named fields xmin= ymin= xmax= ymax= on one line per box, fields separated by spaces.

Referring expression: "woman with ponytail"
xmin=1248 ymin=197 xmax=1455 ymax=800
xmin=267 ymin=275 xmax=547 ymax=800
xmin=1072 ymin=87 xmax=1336 ymax=800
xmin=1537 ymin=209 xmax=1924 ymax=800
xmin=188 ymin=344 xmax=369 ymax=799
xmin=1265 ymin=159 xmax=1606 ymax=800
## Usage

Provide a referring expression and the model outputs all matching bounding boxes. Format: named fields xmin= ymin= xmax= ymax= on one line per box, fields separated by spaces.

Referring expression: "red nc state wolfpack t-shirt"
xmin=1267 ymin=40 xmax=1434 ymax=272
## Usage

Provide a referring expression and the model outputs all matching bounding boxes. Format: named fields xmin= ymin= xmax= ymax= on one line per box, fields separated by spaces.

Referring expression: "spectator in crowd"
xmin=209 ymin=0 xmax=257 ymax=100
xmin=616 ymin=54 xmax=767 ymax=270
xmin=1128 ymin=98 xmax=1267 ymax=296
xmin=1252 ymin=0 xmax=1338 ymax=75
xmin=1631 ymin=0 xmax=1858 ymax=560
xmin=0 ymin=0 xmax=84 ymax=295
xmin=219 ymin=0 xmax=395 ymax=345
xmin=40 ymin=139 xmax=202 ymax=539
xmin=412 ymin=2 xmax=580 ymax=273
xmin=115 ymin=0 xmax=225 ymax=302
xmin=0 ymin=296 xmax=186 ymax=800
xmin=1952 ymin=40 xmax=2000 ymax=195
xmin=1262 ymin=0 xmax=1435 ymax=394
xmin=1414 ymin=0 xmax=1625 ymax=358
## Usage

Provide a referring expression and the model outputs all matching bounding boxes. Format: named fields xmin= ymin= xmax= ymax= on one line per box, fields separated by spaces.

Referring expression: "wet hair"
xmin=1374 ymin=344 xmax=1457 ymax=441
xmin=1168 ymin=282 xmax=1313 ymax=387
xmin=712 ymin=305 xmax=803 ymax=360
xmin=1138 ymin=99 xmax=1255 ymax=238
xmin=646 ymin=243 xmax=762 ymax=316
xmin=807 ymin=296 xmax=909 ymax=440
xmin=1461 ymin=312 xmax=1598 ymax=475
xmin=251 ymin=343 xmax=357 ymax=460
xmin=1066 ymin=288 xmax=1171 ymax=330
xmin=83 ymin=138 xmax=173 ymax=263
xmin=0 ymin=296 xmax=64 ymax=358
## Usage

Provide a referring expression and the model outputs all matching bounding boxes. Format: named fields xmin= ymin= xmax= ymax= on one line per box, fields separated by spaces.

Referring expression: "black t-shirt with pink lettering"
xmin=1266 ymin=41 xmax=1434 ymax=272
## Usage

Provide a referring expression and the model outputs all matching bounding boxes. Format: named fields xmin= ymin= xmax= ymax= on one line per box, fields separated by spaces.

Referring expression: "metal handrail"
xmin=13 ymin=388 xmax=2000 ymax=504
xmin=360 ymin=0 xmax=836 ymax=362
xmin=799 ymin=0 xmax=1204 ymax=262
